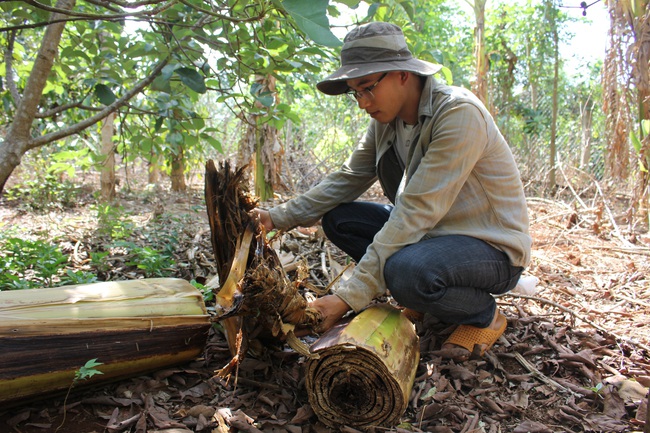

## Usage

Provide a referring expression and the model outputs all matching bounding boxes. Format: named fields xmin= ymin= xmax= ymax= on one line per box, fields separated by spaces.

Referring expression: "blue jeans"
xmin=322 ymin=202 xmax=523 ymax=328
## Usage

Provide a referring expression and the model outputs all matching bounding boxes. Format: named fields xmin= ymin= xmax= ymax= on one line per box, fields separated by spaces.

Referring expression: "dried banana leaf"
xmin=204 ymin=160 xmax=320 ymax=360
xmin=305 ymin=305 xmax=419 ymax=428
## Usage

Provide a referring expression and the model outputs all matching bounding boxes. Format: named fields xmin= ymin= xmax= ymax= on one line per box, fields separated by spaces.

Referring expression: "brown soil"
xmin=1 ymin=178 xmax=649 ymax=433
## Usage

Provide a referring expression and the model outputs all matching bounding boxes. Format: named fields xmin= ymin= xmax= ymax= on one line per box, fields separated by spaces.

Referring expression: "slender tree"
xmin=465 ymin=0 xmax=490 ymax=106
xmin=547 ymin=0 xmax=560 ymax=190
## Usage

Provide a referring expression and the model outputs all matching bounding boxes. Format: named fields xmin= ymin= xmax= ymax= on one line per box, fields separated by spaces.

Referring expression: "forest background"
xmin=1 ymin=0 xmax=648 ymax=294
xmin=1 ymin=1 xmax=650 ymax=432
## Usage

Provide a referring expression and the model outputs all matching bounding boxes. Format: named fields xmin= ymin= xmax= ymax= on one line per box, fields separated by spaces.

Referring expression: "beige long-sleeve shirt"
xmin=269 ymin=77 xmax=531 ymax=312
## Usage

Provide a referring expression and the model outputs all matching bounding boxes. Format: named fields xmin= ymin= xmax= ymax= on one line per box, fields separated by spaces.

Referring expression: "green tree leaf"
xmin=281 ymin=0 xmax=342 ymax=47
xmin=166 ymin=130 xmax=184 ymax=145
xmin=200 ymin=133 xmax=223 ymax=153
xmin=175 ymin=67 xmax=207 ymax=94
xmin=151 ymin=75 xmax=172 ymax=93
xmin=94 ymin=84 xmax=116 ymax=105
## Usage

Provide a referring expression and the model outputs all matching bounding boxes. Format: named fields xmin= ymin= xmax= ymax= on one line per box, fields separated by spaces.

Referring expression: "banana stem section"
xmin=0 ymin=278 xmax=211 ymax=406
xmin=204 ymin=160 xmax=322 ymax=374
xmin=305 ymin=305 xmax=419 ymax=429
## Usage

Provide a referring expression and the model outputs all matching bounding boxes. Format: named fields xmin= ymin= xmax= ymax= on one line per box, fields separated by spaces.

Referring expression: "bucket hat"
xmin=317 ymin=22 xmax=442 ymax=95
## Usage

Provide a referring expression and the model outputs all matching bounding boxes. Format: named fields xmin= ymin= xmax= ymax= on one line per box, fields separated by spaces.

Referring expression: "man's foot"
xmin=438 ymin=312 xmax=507 ymax=360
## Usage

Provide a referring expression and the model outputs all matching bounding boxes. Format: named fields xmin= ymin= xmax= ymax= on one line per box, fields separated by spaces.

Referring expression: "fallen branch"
xmin=513 ymin=352 xmax=569 ymax=393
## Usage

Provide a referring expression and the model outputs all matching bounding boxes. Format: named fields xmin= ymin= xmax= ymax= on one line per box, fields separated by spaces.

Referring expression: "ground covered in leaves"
xmin=1 ymin=177 xmax=649 ymax=433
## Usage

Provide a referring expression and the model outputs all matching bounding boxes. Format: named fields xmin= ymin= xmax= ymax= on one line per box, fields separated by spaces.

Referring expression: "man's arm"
xmin=268 ymin=126 xmax=379 ymax=230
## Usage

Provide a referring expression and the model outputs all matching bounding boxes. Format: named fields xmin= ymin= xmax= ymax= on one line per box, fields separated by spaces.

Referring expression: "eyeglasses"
xmin=344 ymin=73 xmax=388 ymax=102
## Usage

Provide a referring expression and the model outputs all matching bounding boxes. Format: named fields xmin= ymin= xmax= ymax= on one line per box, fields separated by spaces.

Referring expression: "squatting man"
xmin=254 ymin=21 xmax=531 ymax=360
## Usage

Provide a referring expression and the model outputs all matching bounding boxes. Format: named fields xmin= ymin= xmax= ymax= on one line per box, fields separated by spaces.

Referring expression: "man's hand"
xmin=310 ymin=294 xmax=352 ymax=333
xmin=252 ymin=208 xmax=275 ymax=232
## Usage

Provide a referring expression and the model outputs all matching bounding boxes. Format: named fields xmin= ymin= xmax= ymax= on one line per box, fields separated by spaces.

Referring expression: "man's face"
xmin=345 ymin=72 xmax=402 ymax=124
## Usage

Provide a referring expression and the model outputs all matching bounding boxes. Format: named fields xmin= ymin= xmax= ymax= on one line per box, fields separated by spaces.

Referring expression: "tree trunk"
xmin=0 ymin=0 xmax=76 ymax=193
xmin=148 ymin=152 xmax=160 ymax=184
xmin=497 ymin=39 xmax=518 ymax=141
xmin=240 ymin=74 xmax=281 ymax=202
xmin=548 ymin=0 xmax=560 ymax=190
xmin=635 ymin=1 xmax=650 ymax=124
xmin=604 ymin=0 xmax=649 ymax=217
xmin=526 ymin=38 xmax=538 ymax=110
xmin=100 ymin=113 xmax=116 ymax=201
xmin=170 ymin=147 xmax=187 ymax=192
xmin=633 ymin=1 xmax=650 ymax=218
xmin=467 ymin=0 xmax=489 ymax=107
xmin=254 ymin=121 xmax=275 ymax=201
xmin=603 ymin=0 xmax=634 ymax=179
xmin=580 ymin=98 xmax=594 ymax=169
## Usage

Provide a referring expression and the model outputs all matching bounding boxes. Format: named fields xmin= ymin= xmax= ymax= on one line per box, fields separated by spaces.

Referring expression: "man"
xmin=255 ymin=22 xmax=531 ymax=359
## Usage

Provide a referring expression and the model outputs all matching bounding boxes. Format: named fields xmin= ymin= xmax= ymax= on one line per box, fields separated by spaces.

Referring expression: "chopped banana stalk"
xmin=0 ymin=278 xmax=211 ymax=405
xmin=305 ymin=304 xmax=420 ymax=428
xmin=213 ymin=226 xmax=254 ymax=318
xmin=204 ymin=160 xmax=322 ymax=373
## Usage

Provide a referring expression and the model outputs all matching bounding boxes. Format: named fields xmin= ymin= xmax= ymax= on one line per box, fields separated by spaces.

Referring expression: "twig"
xmin=513 ymin=352 xmax=570 ymax=393
xmin=320 ymin=252 xmax=328 ymax=282
xmin=527 ymin=196 xmax=573 ymax=210
xmin=590 ymin=245 xmax=650 ymax=257
xmin=592 ymin=179 xmax=635 ymax=247
xmin=613 ymin=293 xmax=650 ymax=308
xmin=501 ymin=292 xmax=650 ymax=352
xmin=558 ymin=163 xmax=588 ymax=210
xmin=324 ymin=263 xmax=354 ymax=292
xmin=530 ymin=209 xmax=580 ymax=226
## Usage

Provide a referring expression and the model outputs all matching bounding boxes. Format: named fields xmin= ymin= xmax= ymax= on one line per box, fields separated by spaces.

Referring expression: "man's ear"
xmin=400 ymin=71 xmax=410 ymax=84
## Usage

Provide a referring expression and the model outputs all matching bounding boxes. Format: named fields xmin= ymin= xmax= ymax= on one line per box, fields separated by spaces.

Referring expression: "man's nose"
xmin=357 ymin=96 xmax=371 ymax=109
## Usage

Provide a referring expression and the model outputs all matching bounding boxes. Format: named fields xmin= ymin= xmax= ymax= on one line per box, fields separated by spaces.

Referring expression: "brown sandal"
xmin=443 ymin=313 xmax=507 ymax=356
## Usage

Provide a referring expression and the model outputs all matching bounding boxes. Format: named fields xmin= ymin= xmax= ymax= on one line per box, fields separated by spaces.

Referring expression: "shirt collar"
xmin=417 ymin=75 xmax=439 ymax=121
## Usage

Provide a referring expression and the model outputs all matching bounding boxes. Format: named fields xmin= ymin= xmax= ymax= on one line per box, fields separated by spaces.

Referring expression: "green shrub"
xmin=0 ymin=238 xmax=70 ymax=290
xmin=4 ymin=173 xmax=81 ymax=212
xmin=93 ymin=203 xmax=135 ymax=240
xmin=111 ymin=241 xmax=176 ymax=277
xmin=127 ymin=245 xmax=176 ymax=277
xmin=61 ymin=269 xmax=98 ymax=285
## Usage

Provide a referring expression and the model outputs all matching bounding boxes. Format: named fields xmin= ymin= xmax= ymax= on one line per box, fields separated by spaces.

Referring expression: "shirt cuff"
xmin=268 ymin=203 xmax=296 ymax=231
xmin=334 ymin=280 xmax=376 ymax=313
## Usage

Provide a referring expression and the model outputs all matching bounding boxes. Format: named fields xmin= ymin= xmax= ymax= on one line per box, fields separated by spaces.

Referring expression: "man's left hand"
xmin=310 ymin=294 xmax=351 ymax=333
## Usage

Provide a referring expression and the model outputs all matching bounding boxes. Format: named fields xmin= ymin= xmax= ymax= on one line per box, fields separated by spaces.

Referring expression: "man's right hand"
xmin=253 ymin=208 xmax=275 ymax=232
